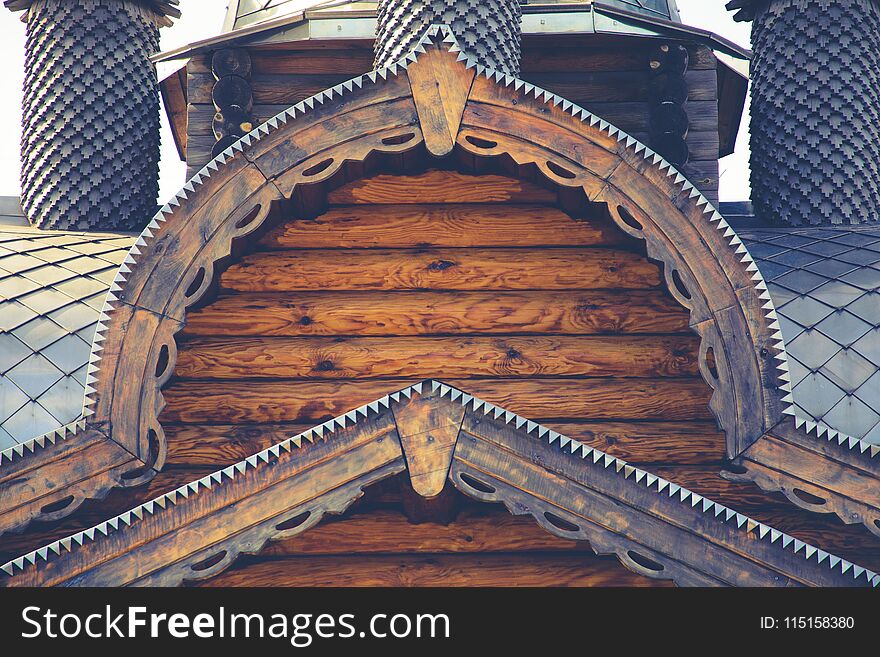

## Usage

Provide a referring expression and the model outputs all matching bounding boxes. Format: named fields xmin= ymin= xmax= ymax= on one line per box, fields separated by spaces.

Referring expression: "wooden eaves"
xmin=2 ymin=380 xmax=876 ymax=587
xmin=0 ymin=26 xmax=877 ymax=567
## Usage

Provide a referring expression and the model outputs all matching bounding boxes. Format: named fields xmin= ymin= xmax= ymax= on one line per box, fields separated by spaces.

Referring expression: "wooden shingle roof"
xmin=5 ymin=0 xmax=180 ymax=25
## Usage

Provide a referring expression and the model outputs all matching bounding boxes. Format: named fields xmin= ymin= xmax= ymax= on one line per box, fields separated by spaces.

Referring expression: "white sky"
xmin=0 ymin=0 xmax=751 ymax=204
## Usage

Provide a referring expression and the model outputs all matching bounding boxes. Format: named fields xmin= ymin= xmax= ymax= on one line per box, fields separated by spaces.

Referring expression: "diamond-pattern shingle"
xmin=0 ymin=225 xmax=133 ymax=446
xmin=739 ymin=221 xmax=880 ymax=443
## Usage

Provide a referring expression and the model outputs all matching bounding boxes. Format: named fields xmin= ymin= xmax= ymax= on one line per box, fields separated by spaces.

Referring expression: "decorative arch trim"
xmin=89 ymin=29 xmax=782 ymax=472
xmin=2 ymin=26 xmax=877 ymax=540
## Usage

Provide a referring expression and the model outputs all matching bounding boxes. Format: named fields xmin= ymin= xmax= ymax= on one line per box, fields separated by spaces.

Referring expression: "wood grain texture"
xmin=162 ymin=420 xmax=726 ymax=467
xmin=194 ymin=553 xmax=669 ymax=587
xmin=183 ymin=290 xmax=691 ymax=337
xmin=160 ymin=378 xmax=714 ymax=425
xmin=327 ymin=170 xmax=558 ymax=205
xmin=407 ymin=46 xmax=475 ymax=156
xmin=221 ymin=248 xmax=662 ymax=292
xmin=259 ymin=204 xmax=630 ymax=249
xmin=393 ymin=393 xmax=464 ymax=497
xmin=174 ymin=335 xmax=701 ymax=380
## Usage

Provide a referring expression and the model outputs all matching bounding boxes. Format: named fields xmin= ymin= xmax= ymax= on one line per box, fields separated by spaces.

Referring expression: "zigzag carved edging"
xmin=1 ymin=380 xmax=876 ymax=586
xmin=2 ymin=28 xmax=873 ymax=484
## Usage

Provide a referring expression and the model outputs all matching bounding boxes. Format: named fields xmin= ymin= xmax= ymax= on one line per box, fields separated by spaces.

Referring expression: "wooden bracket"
xmin=393 ymin=390 xmax=465 ymax=498
xmin=406 ymin=45 xmax=476 ymax=156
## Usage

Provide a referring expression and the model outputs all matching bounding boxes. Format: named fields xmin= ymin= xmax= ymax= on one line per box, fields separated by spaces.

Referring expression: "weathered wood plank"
xmin=393 ymin=393 xmax=465 ymax=497
xmin=522 ymin=44 xmax=717 ymax=72
xmin=184 ymin=99 xmax=723 ymax=137
xmin=260 ymin=204 xmax=631 ymax=249
xmin=193 ymin=553 xmax=667 ymax=587
xmin=161 ymin=420 xmax=726 ymax=467
xmin=260 ymin=507 xmax=584 ymax=555
xmin=160 ymin=378 xmax=714 ymax=424
xmin=187 ymin=69 xmax=717 ymax=107
xmin=530 ymin=69 xmax=718 ymax=104
xmin=452 ymin=415 xmax=848 ymax=586
xmin=183 ymin=290 xmax=691 ymax=337
xmin=220 ymin=248 xmax=662 ymax=292
xmin=328 ymin=171 xmax=557 ymax=205
xmin=174 ymin=335 xmax=702 ymax=380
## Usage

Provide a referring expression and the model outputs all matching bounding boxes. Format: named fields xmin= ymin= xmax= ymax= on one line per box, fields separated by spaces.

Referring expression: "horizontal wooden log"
xmin=193 ymin=553 xmax=667 ymax=587
xmin=186 ymin=69 xmax=717 ymax=107
xmin=160 ymin=378 xmax=714 ymax=424
xmin=259 ymin=507 xmax=583 ymax=556
xmin=188 ymin=72 xmax=352 ymax=106
xmin=174 ymin=335 xmax=701 ymax=380
xmin=184 ymin=44 xmax=715 ymax=77
xmin=328 ymin=171 xmax=558 ymax=205
xmin=530 ymin=69 xmax=716 ymax=104
xmin=679 ymin=160 xmax=719 ymax=191
xmin=634 ymin=130 xmax=719 ymax=161
xmin=260 ymin=204 xmax=631 ymax=249
xmin=220 ymin=248 xmax=662 ymax=292
xmin=208 ymin=45 xmax=714 ymax=78
xmin=521 ymin=44 xmax=715 ymax=73
xmin=183 ymin=290 xmax=691 ymax=338
xmin=184 ymin=99 xmax=721 ymax=137
xmin=162 ymin=420 xmax=726 ymax=467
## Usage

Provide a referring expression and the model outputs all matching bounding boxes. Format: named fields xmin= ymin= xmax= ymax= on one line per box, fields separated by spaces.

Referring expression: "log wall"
xmin=3 ymin=168 xmax=878 ymax=586
xmin=184 ymin=40 xmax=720 ymax=202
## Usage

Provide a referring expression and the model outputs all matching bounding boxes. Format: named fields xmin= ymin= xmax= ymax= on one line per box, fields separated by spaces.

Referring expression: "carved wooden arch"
xmin=0 ymin=30 xmax=796 ymax=539
xmin=90 ymin=40 xmax=781 ymax=483
xmin=1 ymin=382 xmax=874 ymax=588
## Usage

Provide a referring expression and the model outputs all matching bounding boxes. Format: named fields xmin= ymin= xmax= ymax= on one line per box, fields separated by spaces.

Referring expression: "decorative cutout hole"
xmin=191 ymin=550 xmax=227 ymax=572
xmin=465 ymin=135 xmax=497 ymax=149
xmin=705 ymin=347 xmax=719 ymax=380
xmin=671 ymin=269 xmax=691 ymax=300
xmin=793 ymin=488 xmax=827 ymax=506
xmin=185 ymin=267 xmax=206 ymax=298
xmin=874 ymin=519 xmax=880 ymax=531
xmin=41 ymin=495 xmax=75 ymax=515
xmin=235 ymin=205 xmax=261 ymax=230
xmin=725 ymin=464 xmax=748 ymax=475
xmin=276 ymin=511 xmax=312 ymax=532
xmin=382 ymin=132 xmax=416 ymax=146
xmin=544 ymin=511 xmax=580 ymax=533
xmin=617 ymin=205 xmax=643 ymax=231
xmin=627 ymin=550 xmax=665 ymax=573
xmin=303 ymin=158 xmax=334 ymax=177
xmin=121 ymin=429 xmax=160 ymax=480
xmin=546 ymin=160 xmax=576 ymax=180
xmin=155 ymin=344 xmax=170 ymax=379
xmin=459 ymin=472 xmax=496 ymax=494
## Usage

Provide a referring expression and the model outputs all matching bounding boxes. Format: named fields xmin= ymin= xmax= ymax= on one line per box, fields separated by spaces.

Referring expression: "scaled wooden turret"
xmin=5 ymin=0 xmax=180 ymax=231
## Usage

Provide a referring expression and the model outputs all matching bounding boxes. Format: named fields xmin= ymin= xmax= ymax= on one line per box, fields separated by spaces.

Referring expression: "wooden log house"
xmin=0 ymin=0 xmax=878 ymax=588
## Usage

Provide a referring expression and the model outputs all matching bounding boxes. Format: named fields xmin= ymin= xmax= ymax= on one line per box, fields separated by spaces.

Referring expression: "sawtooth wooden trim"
xmin=6 ymin=28 xmax=871 ymax=543
xmin=2 ymin=383 xmax=874 ymax=587
xmin=726 ymin=419 xmax=880 ymax=538
xmin=92 ymin=36 xmax=778 ymax=479
xmin=0 ymin=426 xmax=152 ymax=538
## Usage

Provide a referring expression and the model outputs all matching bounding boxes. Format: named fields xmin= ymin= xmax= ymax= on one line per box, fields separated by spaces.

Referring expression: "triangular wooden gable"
xmin=2 ymin=380 xmax=876 ymax=587
xmin=0 ymin=27 xmax=877 ymax=569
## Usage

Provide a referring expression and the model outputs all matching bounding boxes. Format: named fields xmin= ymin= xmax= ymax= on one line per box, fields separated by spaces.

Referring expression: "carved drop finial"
xmin=392 ymin=387 xmax=465 ymax=498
